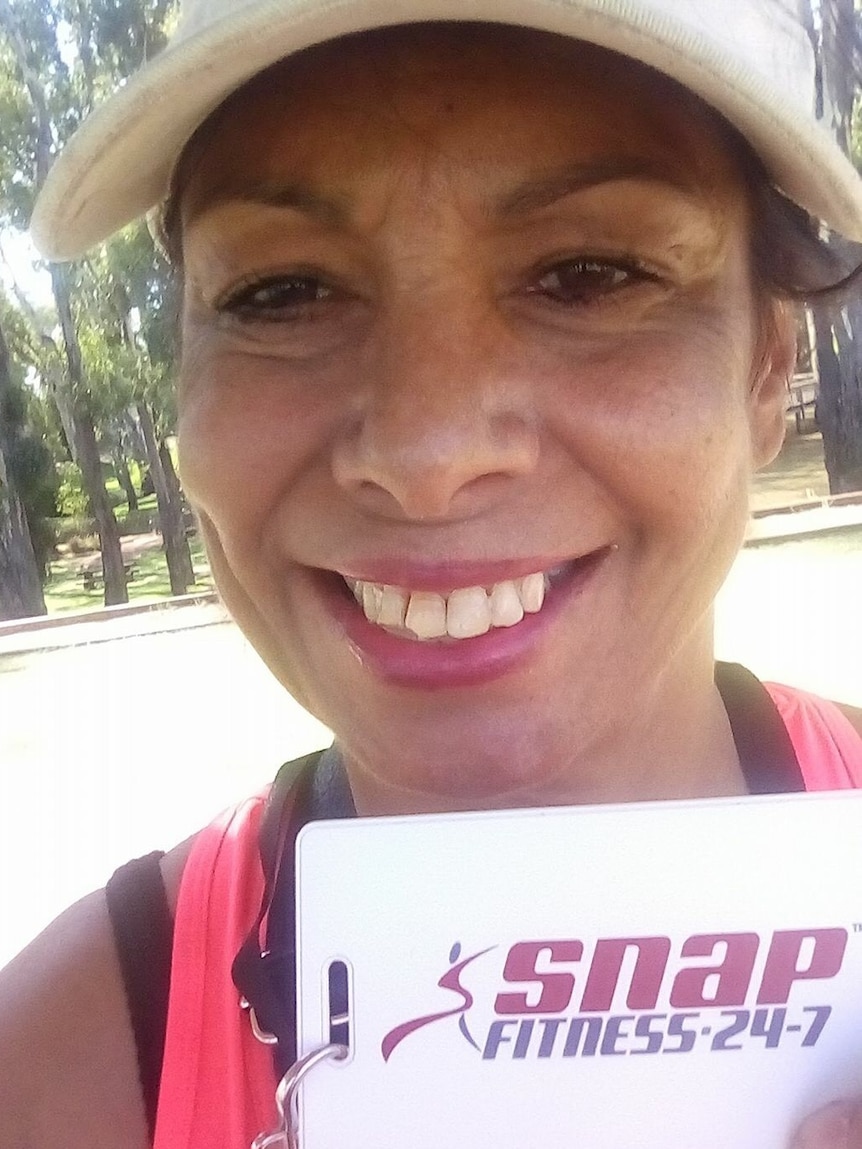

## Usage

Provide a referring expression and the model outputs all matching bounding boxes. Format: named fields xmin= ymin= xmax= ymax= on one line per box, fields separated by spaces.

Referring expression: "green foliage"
xmin=49 ymin=512 xmax=95 ymax=545
xmin=852 ymin=97 xmax=862 ymax=168
xmin=55 ymin=459 xmax=89 ymax=516
xmin=55 ymin=458 xmax=128 ymax=516
xmin=0 ymin=42 xmax=39 ymax=227
xmin=68 ymin=228 xmax=179 ymax=427
xmin=0 ymin=0 xmax=183 ymax=522
xmin=66 ymin=0 xmax=176 ymax=100
xmin=121 ymin=507 xmax=158 ymax=534
xmin=0 ymin=294 xmax=59 ymax=575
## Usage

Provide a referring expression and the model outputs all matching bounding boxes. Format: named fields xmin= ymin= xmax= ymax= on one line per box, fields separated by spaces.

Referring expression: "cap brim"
xmin=30 ymin=0 xmax=862 ymax=258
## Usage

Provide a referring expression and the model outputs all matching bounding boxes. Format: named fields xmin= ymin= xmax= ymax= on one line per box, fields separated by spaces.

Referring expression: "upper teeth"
xmin=347 ymin=573 xmax=548 ymax=640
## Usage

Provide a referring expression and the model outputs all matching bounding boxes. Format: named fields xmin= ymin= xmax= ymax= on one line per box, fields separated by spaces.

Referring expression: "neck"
xmin=559 ymin=652 xmax=746 ymax=806
xmin=343 ymin=634 xmax=747 ymax=816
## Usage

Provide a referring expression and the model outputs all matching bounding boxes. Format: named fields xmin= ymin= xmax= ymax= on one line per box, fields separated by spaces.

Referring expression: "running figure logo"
xmin=381 ymin=942 xmax=495 ymax=1061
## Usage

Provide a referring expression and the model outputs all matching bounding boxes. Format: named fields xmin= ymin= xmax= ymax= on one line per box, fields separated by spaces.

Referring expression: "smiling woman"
xmin=173 ymin=30 xmax=781 ymax=808
xmin=7 ymin=3 xmax=862 ymax=1149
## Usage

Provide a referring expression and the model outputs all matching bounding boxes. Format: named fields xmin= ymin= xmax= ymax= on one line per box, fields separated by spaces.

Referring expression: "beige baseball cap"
xmin=30 ymin=0 xmax=862 ymax=260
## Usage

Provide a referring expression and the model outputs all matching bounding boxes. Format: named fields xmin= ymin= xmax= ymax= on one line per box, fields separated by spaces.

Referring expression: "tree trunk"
xmin=74 ymin=410 xmax=129 ymax=605
xmin=44 ymin=358 xmax=78 ymax=464
xmin=0 ymin=447 xmax=46 ymax=619
xmin=50 ymin=264 xmax=128 ymax=606
xmin=136 ymin=402 xmax=193 ymax=595
xmin=122 ymin=412 xmax=148 ymax=477
xmin=814 ymin=303 xmax=862 ymax=493
xmin=112 ymin=448 xmax=139 ymax=512
xmin=0 ymin=321 xmax=46 ymax=619
xmin=806 ymin=0 xmax=862 ymax=494
xmin=159 ymin=440 xmax=195 ymax=587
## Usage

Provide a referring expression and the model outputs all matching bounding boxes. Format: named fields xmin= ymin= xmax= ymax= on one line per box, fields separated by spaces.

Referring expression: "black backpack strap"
xmin=714 ymin=661 xmax=805 ymax=793
xmin=105 ymin=850 xmax=173 ymax=1143
xmin=232 ymin=746 xmax=355 ymax=1077
xmin=231 ymin=750 xmax=327 ymax=1069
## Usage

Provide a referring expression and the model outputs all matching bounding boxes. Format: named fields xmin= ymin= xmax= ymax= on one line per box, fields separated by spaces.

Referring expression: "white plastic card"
xmin=294 ymin=790 xmax=862 ymax=1149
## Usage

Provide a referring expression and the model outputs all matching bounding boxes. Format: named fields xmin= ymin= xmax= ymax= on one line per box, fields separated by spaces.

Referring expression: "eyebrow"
xmin=193 ymin=180 xmax=349 ymax=228
xmin=493 ymin=159 xmax=692 ymax=217
xmin=193 ymin=158 xmax=693 ymax=230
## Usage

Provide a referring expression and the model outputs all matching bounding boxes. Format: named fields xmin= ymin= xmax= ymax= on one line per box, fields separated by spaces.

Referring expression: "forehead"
xmin=179 ymin=24 xmax=747 ymax=226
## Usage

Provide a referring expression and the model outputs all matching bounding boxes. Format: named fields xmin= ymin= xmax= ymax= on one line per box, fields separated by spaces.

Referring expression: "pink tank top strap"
xmin=765 ymin=683 xmax=862 ymax=789
xmin=153 ymin=794 xmax=276 ymax=1149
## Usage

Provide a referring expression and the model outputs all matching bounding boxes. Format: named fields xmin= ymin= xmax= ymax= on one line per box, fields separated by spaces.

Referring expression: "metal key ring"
xmin=252 ymin=1042 xmax=349 ymax=1149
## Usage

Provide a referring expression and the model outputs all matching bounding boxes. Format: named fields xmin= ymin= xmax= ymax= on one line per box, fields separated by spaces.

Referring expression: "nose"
xmin=332 ymin=309 xmax=540 ymax=521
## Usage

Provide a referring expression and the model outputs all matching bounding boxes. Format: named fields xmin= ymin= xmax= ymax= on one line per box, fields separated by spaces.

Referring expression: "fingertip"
xmin=792 ymin=1100 xmax=854 ymax=1148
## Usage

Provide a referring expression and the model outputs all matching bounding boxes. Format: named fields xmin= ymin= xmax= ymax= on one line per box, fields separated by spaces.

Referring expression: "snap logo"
xmin=381 ymin=942 xmax=495 ymax=1061
xmin=380 ymin=928 xmax=848 ymax=1062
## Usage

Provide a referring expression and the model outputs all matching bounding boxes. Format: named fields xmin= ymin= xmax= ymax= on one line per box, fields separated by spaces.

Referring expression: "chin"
xmin=339 ymin=700 xmax=579 ymax=810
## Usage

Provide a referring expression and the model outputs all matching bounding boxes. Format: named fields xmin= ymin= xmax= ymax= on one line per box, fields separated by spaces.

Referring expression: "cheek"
xmin=544 ymin=311 xmax=756 ymax=531
xmin=176 ymin=332 xmax=336 ymax=540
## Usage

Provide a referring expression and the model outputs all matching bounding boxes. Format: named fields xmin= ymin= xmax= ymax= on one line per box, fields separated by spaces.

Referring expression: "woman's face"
xmin=177 ymin=27 xmax=790 ymax=811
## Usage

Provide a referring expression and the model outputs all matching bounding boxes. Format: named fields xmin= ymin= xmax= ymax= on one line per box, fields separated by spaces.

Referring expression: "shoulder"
xmin=836 ymin=702 xmax=862 ymax=738
xmin=766 ymin=679 xmax=862 ymax=740
xmin=0 ymin=888 xmax=150 ymax=1149
xmin=0 ymin=836 xmax=195 ymax=1149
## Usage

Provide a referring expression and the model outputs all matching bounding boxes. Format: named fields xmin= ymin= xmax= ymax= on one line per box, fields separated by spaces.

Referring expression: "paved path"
xmin=0 ymin=596 xmax=226 ymax=656
xmin=750 ymin=420 xmax=831 ymax=512
xmin=0 ymin=613 xmax=330 ymax=967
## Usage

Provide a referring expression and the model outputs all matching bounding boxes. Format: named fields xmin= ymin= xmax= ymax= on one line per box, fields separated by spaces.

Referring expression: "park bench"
xmin=786 ymin=372 xmax=818 ymax=433
xmin=80 ymin=557 xmax=137 ymax=591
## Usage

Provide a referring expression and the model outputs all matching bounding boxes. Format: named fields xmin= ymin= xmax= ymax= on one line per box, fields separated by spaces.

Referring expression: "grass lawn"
xmin=44 ymin=532 xmax=214 ymax=615
xmin=45 ymin=457 xmax=216 ymax=615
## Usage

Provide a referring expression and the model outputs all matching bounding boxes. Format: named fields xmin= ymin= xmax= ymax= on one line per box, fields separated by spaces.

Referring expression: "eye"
xmin=218 ymin=273 xmax=338 ymax=319
xmin=528 ymin=258 xmax=657 ymax=306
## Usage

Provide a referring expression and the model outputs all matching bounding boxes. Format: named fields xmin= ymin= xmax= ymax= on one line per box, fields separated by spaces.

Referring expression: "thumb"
xmin=792 ymin=1100 xmax=862 ymax=1148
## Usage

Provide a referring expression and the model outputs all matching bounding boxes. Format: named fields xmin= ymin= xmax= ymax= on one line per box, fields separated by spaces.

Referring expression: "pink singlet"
xmin=153 ymin=686 xmax=862 ymax=1149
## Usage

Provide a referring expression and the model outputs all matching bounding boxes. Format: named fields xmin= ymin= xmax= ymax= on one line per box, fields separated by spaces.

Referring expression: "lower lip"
xmin=319 ymin=551 xmax=609 ymax=690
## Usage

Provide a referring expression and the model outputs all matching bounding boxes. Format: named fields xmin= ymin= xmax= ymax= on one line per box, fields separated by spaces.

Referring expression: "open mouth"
xmin=339 ymin=553 xmax=605 ymax=643
xmin=320 ymin=548 xmax=611 ymax=687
